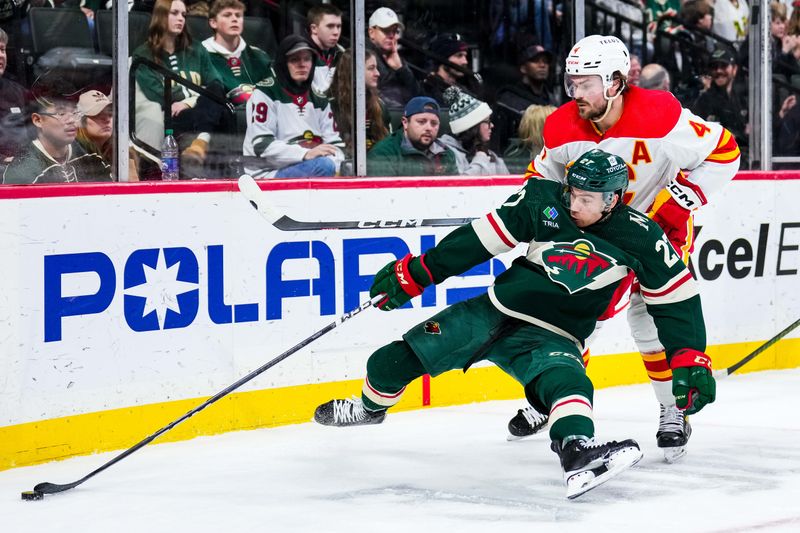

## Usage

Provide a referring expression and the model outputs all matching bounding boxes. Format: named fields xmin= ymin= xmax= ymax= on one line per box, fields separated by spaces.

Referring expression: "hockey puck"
xmin=21 ymin=490 xmax=44 ymax=501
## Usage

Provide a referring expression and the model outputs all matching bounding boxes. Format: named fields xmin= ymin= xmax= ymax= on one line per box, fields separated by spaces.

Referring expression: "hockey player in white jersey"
xmin=243 ymin=35 xmax=345 ymax=178
xmin=508 ymin=35 xmax=740 ymax=463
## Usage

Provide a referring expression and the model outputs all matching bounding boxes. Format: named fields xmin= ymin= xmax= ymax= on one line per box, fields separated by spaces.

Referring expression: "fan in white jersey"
xmin=508 ymin=35 xmax=740 ymax=464
xmin=243 ymin=35 xmax=344 ymax=179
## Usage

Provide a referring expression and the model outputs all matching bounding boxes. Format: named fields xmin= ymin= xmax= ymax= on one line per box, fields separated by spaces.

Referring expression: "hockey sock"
xmin=525 ymin=367 xmax=595 ymax=443
xmin=641 ymin=350 xmax=676 ymax=405
xmin=361 ymin=340 xmax=426 ymax=412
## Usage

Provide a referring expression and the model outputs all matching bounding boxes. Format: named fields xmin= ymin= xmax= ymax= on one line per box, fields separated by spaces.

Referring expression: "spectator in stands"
xmin=740 ymin=2 xmax=789 ymax=66
xmin=202 ymin=0 xmax=271 ymax=105
xmin=788 ymin=1 xmax=800 ymax=36
xmin=692 ymin=47 xmax=749 ymax=162
xmin=243 ymin=35 xmax=344 ymax=178
xmin=628 ymin=54 xmax=642 ymax=86
xmin=367 ymin=96 xmax=457 ymax=177
xmin=494 ymin=41 xmax=558 ymax=151
xmin=185 ymin=0 xmax=210 ymax=17
xmin=646 ymin=0 xmax=681 ymax=35
xmin=367 ymin=7 xmax=421 ymax=112
xmin=640 ymin=62 xmax=671 ymax=91
xmin=133 ymin=0 xmax=229 ymax=177
xmin=496 ymin=42 xmax=559 ymax=112
xmin=502 ymin=104 xmax=556 ymax=174
xmin=328 ymin=48 xmax=391 ymax=158
xmin=775 ymin=93 xmax=800 ymax=155
xmin=75 ymin=89 xmax=140 ymax=181
xmin=307 ymin=3 xmax=343 ymax=94
xmin=422 ymin=33 xmax=483 ymax=108
xmin=712 ymin=0 xmax=750 ymax=47
xmin=2 ymin=92 xmax=111 ymax=184
xmin=0 ymin=27 xmax=29 ymax=171
xmin=439 ymin=86 xmax=508 ymax=175
xmin=664 ymin=0 xmax=716 ymax=105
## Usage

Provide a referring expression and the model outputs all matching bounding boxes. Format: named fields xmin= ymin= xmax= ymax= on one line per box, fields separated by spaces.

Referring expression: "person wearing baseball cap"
xmin=692 ymin=46 xmax=748 ymax=161
xmin=75 ymin=89 xmax=141 ymax=181
xmin=494 ymin=40 xmax=559 ymax=151
xmin=367 ymin=95 xmax=457 ymax=177
xmin=367 ymin=6 xmax=421 ymax=112
xmin=3 ymin=86 xmax=112 ymax=184
xmin=243 ymin=35 xmax=345 ymax=178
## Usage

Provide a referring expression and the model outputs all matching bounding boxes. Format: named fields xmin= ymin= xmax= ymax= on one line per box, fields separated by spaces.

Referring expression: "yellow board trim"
xmin=2 ymin=338 xmax=799 ymax=471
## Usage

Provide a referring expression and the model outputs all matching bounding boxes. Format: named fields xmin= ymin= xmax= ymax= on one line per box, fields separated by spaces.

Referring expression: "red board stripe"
xmin=1 ymin=171 xmax=798 ymax=200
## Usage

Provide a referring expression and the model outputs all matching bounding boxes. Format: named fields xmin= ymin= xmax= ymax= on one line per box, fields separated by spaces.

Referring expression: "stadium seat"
xmin=29 ymin=8 xmax=94 ymax=57
xmin=186 ymin=15 xmax=213 ymax=43
xmin=243 ymin=16 xmax=278 ymax=58
xmin=96 ymin=10 xmax=153 ymax=57
xmin=28 ymin=7 xmax=112 ymax=88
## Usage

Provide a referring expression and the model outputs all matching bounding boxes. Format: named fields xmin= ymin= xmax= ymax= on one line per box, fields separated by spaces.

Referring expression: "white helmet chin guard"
xmin=565 ymin=35 xmax=631 ymax=90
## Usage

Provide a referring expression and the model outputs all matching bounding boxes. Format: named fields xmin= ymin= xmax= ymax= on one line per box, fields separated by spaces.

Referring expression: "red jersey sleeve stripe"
xmin=487 ymin=212 xmax=517 ymax=248
xmin=640 ymin=271 xmax=698 ymax=305
xmin=705 ymin=129 xmax=741 ymax=163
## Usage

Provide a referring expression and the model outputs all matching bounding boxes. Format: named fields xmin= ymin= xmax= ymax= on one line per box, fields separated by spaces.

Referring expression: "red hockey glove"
xmin=649 ymin=195 xmax=693 ymax=259
xmin=670 ymin=348 xmax=716 ymax=415
xmin=370 ymin=254 xmax=434 ymax=311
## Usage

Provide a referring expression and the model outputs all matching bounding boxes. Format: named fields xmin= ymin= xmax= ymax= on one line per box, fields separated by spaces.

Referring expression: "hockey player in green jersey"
xmin=314 ymin=148 xmax=716 ymax=499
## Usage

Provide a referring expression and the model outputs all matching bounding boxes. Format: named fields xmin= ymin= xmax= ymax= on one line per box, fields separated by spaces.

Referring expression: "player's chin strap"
xmin=591 ymin=83 xmax=625 ymax=124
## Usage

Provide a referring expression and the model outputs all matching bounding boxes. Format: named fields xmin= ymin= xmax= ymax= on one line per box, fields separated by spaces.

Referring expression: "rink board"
xmin=1 ymin=174 xmax=799 ymax=470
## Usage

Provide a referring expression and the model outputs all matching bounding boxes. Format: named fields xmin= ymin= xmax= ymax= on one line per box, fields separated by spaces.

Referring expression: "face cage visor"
xmin=562 ymin=186 xmax=617 ymax=213
xmin=564 ymin=74 xmax=608 ymax=100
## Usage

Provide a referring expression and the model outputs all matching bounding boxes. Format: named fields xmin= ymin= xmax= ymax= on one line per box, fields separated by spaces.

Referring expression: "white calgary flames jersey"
xmin=525 ymin=86 xmax=741 ymax=215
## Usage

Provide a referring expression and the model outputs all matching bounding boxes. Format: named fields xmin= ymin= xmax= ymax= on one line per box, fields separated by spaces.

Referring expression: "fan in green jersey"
xmin=313 ymin=147 xmax=715 ymax=499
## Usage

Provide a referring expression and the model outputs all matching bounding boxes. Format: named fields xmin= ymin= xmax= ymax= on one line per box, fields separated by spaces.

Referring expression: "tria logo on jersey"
xmin=540 ymin=239 xmax=622 ymax=294
xmin=42 ymin=237 xmax=508 ymax=343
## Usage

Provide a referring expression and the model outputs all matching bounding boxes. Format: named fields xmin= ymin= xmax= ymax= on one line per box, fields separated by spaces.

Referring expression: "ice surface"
xmin=2 ymin=369 xmax=799 ymax=533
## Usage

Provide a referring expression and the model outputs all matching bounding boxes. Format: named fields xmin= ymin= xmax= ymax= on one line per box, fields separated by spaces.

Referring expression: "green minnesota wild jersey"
xmin=423 ymin=179 xmax=706 ymax=358
xmin=133 ymin=43 xmax=222 ymax=107
xmin=243 ymin=68 xmax=344 ymax=177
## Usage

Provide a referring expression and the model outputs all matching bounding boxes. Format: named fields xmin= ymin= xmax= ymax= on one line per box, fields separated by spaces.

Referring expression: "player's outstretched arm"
xmin=370 ymin=254 xmax=434 ymax=311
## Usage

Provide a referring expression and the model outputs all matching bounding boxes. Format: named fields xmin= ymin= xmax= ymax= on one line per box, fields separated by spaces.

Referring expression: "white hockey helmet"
xmin=564 ymin=35 xmax=631 ymax=89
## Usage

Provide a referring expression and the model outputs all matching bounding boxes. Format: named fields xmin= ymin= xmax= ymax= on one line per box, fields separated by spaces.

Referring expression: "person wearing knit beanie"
xmin=438 ymin=86 xmax=508 ymax=175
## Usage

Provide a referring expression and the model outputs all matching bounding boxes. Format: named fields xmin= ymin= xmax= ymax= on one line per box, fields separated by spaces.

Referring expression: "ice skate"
xmin=657 ymin=404 xmax=691 ymax=463
xmin=507 ymin=406 xmax=549 ymax=441
xmin=552 ymin=437 xmax=643 ymax=499
xmin=314 ymin=397 xmax=386 ymax=427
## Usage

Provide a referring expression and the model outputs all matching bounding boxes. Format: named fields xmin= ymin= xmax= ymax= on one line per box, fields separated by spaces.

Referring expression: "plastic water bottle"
xmin=161 ymin=129 xmax=179 ymax=181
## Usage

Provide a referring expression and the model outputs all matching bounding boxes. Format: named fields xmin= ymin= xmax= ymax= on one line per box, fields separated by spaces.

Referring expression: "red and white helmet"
xmin=564 ymin=35 xmax=631 ymax=89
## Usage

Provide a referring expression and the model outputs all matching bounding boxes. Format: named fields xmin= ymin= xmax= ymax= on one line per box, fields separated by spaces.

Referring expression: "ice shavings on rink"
xmin=2 ymin=368 xmax=799 ymax=533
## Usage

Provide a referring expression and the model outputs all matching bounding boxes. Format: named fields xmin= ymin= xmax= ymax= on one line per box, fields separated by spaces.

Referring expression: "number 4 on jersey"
xmin=689 ymin=120 xmax=711 ymax=138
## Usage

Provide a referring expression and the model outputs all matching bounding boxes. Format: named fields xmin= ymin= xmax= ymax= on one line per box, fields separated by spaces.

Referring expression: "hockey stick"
xmin=22 ymin=294 xmax=384 ymax=500
xmin=713 ymin=317 xmax=800 ymax=379
xmin=237 ymin=174 xmax=476 ymax=231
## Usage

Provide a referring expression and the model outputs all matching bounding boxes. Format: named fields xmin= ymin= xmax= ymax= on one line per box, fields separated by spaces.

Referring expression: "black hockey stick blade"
xmin=25 ymin=293 xmax=385 ymax=497
xmin=237 ymin=174 xmax=475 ymax=231
xmin=714 ymin=317 xmax=800 ymax=379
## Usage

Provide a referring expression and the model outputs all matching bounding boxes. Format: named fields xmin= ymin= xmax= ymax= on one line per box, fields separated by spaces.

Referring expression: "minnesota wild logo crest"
xmin=540 ymin=239 xmax=621 ymax=293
